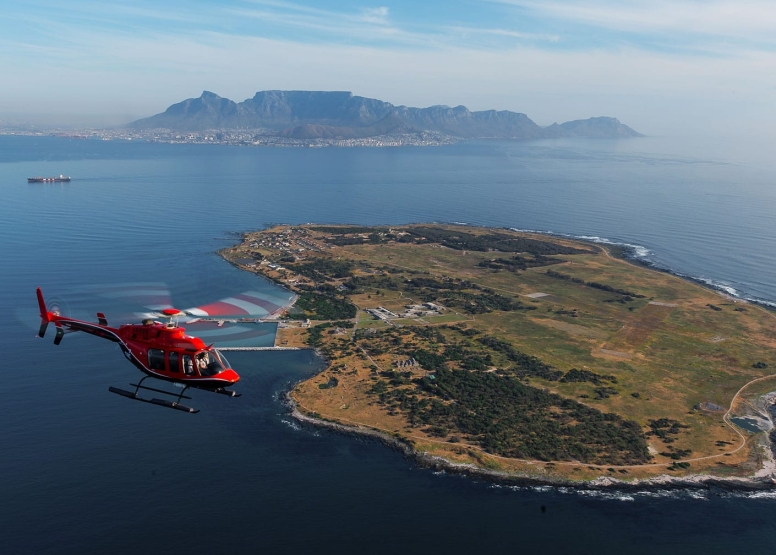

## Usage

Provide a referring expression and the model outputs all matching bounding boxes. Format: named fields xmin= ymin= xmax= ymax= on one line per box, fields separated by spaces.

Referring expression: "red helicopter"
xmin=36 ymin=287 xmax=241 ymax=413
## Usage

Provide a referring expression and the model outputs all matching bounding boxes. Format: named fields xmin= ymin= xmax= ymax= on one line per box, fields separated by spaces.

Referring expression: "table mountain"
xmin=129 ymin=90 xmax=642 ymax=139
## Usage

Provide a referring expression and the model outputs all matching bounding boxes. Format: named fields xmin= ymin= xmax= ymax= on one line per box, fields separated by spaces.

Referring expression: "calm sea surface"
xmin=2 ymin=135 xmax=776 ymax=554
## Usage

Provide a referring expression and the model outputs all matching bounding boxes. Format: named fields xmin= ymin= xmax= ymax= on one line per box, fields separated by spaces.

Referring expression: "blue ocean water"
xmin=2 ymin=135 xmax=776 ymax=554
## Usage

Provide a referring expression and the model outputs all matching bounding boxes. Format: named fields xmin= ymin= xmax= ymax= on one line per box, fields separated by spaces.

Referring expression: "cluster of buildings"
xmin=401 ymin=302 xmax=444 ymax=318
xmin=366 ymin=302 xmax=445 ymax=322
xmin=366 ymin=307 xmax=399 ymax=321
xmin=394 ymin=357 xmax=418 ymax=368
xmin=249 ymin=228 xmax=325 ymax=256
xmin=308 ymin=132 xmax=458 ymax=148
xmin=1 ymin=127 xmax=460 ymax=148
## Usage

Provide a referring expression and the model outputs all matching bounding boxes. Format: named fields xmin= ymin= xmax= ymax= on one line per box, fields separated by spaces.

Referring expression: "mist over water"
xmin=2 ymin=135 xmax=776 ymax=554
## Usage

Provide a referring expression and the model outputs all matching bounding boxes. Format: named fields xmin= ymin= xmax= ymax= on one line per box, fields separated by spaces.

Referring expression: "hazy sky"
xmin=3 ymin=0 xmax=776 ymax=136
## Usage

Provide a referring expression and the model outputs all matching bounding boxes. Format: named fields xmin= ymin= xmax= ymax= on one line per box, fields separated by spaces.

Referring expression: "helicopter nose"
xmin=220 ymin=369 xmax=240 ymax=384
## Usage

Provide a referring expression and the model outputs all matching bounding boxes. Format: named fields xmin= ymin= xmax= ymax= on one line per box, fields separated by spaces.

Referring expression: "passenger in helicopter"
xmin=183 ymin=354 xmax=195 ymax=376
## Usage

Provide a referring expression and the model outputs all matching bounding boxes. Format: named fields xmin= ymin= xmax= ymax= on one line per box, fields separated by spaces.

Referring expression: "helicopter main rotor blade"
xmin=184 ymin=291 xmax=296 ymax=319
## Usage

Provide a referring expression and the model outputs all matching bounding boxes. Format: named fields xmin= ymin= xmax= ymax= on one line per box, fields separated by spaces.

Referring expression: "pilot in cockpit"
xmin=195 ymin=351 xmax=224 ymax=376
xmin=197 ymin=353 xmax=209 ymax=371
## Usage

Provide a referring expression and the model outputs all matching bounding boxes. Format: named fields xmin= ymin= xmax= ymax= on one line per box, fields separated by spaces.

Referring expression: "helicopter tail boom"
xmin=35 ymin=287 xmax=120 ymax=345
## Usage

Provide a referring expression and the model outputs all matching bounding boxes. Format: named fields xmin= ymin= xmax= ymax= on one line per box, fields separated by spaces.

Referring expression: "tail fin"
xmin=36 ymin=287 xmax=51 ymax=338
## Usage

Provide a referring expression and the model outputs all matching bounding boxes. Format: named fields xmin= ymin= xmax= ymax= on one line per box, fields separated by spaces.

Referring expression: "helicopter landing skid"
xmin=109 ymin=377 xmax=199 ymax=414
xmin=214 ymin=387 xmax=241 ymax=398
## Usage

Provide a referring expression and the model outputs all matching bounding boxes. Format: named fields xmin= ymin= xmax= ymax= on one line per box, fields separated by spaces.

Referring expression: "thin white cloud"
xmin=361 ymin=7 xmax=390 ymax=25
xmin=448 ymin=26 xmax=559 ymax=42
xmin=241 ymin=0 xmax=390 ymax=27
xmin=230 ymin=1 xmax=563 ymax=49
xmin=492 ymin=0 xmax=776 ymax=43
xmin=228 ymin=2 xmax=440 ymax=47
xmin=3 ymin=27 xmax=774 ymax=126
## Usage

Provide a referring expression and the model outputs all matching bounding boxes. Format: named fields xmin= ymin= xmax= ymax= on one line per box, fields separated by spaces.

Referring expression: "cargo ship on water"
xmin=27 ymin=175 xmax=71 ymax=183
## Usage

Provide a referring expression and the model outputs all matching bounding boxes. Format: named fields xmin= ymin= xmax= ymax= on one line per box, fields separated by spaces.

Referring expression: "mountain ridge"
xmin=129 ymin=90 xmax=643 ymax=140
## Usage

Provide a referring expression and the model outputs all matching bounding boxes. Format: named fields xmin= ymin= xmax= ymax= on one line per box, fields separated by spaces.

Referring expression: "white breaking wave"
xmin=493 ymin=484 xmax=776 ymax=501
xmin=671 ymin=273 xmax=776 ymax=308
xmin=280 ymin=419 xmax=302 ymax=432
xmin=751 ymin=298 xmax=776 ymax=308
xmin=745 ymin=491 xmax=776 ymax=500
xmin=576 ymin=235 xmax=650 ymax=259
xmin=690 ymin=277 xmax=740 ymax=297
xmin=508 ymin=226 xmax=776 ymax=307
xmin=508 ymin=227 xmax=650 ymax=259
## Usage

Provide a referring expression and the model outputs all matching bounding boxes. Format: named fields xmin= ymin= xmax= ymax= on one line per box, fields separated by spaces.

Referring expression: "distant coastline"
xmin=0 ymin=126 xmax=638 ymax=149
xmin=0 ymin=89 xmax=642 ymax=148
xmin=0 ymin=126 xmax=460 ymax=148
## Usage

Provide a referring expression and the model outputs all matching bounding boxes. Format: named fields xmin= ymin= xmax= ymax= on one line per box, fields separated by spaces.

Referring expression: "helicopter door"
xmin=182 ymin=354 xmax=195 ymax=376
xmin=168 ymin=351 xmax=179 ymax=373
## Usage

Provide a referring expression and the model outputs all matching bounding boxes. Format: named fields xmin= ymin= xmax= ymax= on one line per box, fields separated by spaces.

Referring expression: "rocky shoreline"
xmin=284 ymin=392 xmax=776 ymax=493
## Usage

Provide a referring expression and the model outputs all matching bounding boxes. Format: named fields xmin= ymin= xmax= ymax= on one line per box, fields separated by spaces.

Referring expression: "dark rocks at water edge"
xmin=129 ymin=90 xmax=643 ymax=140
xmin=288 ymin=396 xmax=776 ymax=493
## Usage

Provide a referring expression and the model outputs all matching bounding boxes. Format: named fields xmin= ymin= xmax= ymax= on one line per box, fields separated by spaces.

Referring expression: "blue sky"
xmin=2 ymin=0 xmax=776 ymax=135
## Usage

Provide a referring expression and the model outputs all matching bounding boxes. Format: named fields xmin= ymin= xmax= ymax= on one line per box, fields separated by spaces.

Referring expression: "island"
xmin=220 ymin=224 xmax=776 ymax=487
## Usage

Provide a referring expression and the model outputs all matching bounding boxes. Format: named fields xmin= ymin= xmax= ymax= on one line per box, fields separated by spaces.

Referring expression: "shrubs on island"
xmin=545 ymin=269 xmax=645 ymax=299
xmin=371 ymin=366 xmax=649 ymax=465
xmin=295 ymin=292 xmax=357 ymax=321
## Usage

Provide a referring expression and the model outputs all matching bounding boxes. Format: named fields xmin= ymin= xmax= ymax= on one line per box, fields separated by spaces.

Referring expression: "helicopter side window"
xmin=168 ymin=351 xmax=179 ymax=373
xmin=182 ymin=355 xmax=195 ymax=376
xmin=148 ymin=349 xmax=165 ymax=371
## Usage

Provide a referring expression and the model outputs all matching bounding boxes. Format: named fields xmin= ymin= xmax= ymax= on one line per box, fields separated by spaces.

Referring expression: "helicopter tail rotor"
xmin=36 ymin=288 xmax=78 ymax=345
xmin=36 ymin=287 xmax=51 ymax=338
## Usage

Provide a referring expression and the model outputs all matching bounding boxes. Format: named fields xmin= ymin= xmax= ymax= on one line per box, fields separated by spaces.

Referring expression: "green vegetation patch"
xmin=309 ymin=226 xmax=389 ymax=235
xmin=445 ymin=290 xmax=535 ymax=314
xmin=306 ymin=321 xmax=353 ymax=347
xmin=546 ymin=269 xmax=645 ymax=298
xmin=295 ymin=292 xmax=357 ymax=320
xmin=375 ymin=367 xmax=649 ymax=465
xmin=646 ymin=418 xmax=690 ymax=444
xmin=344 ymin=275 xmax=400 ymax=292
xmin=560 ymin=368 xmax=618 ymax=385
xmin=291 ymin=259 xmax=355 ymax=280
xmin=403 ymin=278 xmax=535 ymax=314
xmin=406 ymin=227 xmax=594 ymax=255
xmin=477 ymin=335 xmax=564 ymax=380
xmin=477 ymin=254 xmax=564 ymax=272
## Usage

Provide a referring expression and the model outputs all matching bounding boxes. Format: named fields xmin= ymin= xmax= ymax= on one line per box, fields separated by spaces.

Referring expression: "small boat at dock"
xmin=28 ymin=175 xmax=71 ymax=183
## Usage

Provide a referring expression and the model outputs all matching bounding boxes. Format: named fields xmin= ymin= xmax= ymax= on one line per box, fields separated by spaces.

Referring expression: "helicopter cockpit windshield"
xmin=195 ymin=350 xmax=225 ymax=377
xmin=216 ymin=349 xmax=231 ymax=371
